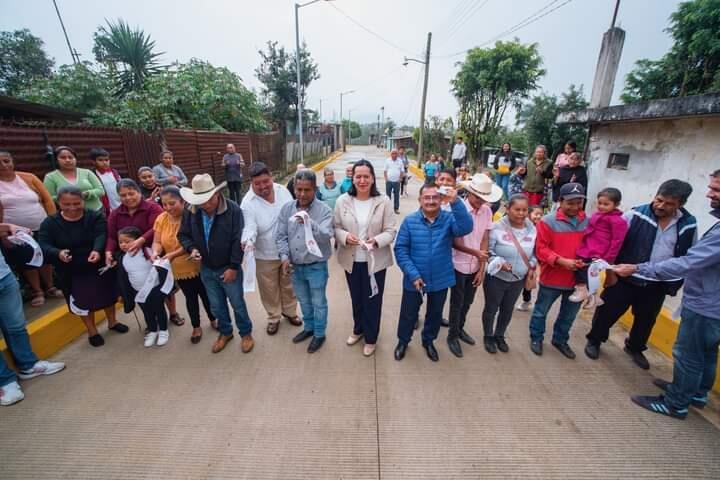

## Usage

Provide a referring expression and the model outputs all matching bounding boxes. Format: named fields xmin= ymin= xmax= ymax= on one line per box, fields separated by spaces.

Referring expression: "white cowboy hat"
xmin=180 ymin=174 xmax=227 ymax=205
xmin=460 ymin=173 xmax=503 ymax=203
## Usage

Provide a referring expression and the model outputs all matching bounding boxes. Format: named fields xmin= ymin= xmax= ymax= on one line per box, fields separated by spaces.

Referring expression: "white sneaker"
xmin=18 ymin=360 xmax=66 ymax=380
xmin=516 ymin=301 xmax=532 ymax=312
xmin=346 ymin=333 xmax=363 ymax=346
xmin=157 ymin=330 xmax=170 ymax=346
xmin=363 ymin=344 xmax=376 ymax=357
xmin=144 ymin=331 xmax=159 ymax=347
xmin=0 ymin=381 xmax=25 ymax=406
xmin=569 ymin=285 xmax=589 ymax=303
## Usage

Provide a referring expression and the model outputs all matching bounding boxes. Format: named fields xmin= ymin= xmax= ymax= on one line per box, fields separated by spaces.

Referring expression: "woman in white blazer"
xmin=334 ymin=159 xmax=398 ymax=356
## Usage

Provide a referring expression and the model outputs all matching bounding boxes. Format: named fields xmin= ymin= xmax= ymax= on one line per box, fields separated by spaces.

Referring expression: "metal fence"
xmin=0 ymin=122 xmax=286 ymax=183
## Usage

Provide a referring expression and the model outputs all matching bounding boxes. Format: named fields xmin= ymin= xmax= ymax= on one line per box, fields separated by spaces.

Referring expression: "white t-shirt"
xmin=123 ymin=251 xmax=153 ymax=291
xmin=98 ymin=171 xmax=121 ymax=209
xmin=0 ymin=175 xmax=48 ymax=231
xmin=353 ymin=197 xmax=373 ymax=262
xmin=240 ymin=183 xmax=294 ymax=260
xmin=384 ymin=157 xmax=404 ymax=182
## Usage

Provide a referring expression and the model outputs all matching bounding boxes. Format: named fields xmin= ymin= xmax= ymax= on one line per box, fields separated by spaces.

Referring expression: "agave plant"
xmin=93 ymin=18 xmax=164 ymax=96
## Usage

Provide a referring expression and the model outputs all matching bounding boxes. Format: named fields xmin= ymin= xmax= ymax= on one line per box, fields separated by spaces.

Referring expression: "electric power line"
xmin=436 ymin=0 xmax=479 ymax=41
xmin=433 ymin=0 xmax=572 ymax=59
xmin=327 ymin=3 xmax=415 ymax=55
xmin=437 ymin=0 xmax=492 ymax=47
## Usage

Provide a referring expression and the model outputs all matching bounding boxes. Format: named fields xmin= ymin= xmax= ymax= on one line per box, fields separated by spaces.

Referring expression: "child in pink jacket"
xmin=569 ymin=187 xmax=628 ymax=307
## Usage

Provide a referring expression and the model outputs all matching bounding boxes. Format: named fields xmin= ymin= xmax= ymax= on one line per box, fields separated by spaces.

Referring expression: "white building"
xmin=557 ymin=93 xmax=720 ymax=233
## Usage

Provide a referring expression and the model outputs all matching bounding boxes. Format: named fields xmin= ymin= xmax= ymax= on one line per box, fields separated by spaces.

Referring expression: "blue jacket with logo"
xmin=394 ymin=199 xmax=473 ymax=292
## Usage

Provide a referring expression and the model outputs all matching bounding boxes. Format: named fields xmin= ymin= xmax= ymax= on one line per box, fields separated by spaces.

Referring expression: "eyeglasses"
xmin=421 ymin=195 xmax=440 ymax=201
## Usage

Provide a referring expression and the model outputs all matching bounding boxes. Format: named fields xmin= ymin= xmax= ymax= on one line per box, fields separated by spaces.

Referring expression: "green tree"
xmin=92 ymin=60 xmax=267 ymax=132
xmin=342 ymin=120 xmax=361 ymax=140
xmin=621 ymin=0 xmax=720 ymax=102
xmin=516 ymin=84 xmax=589 ymax=158
xmin=93 ymin=19 xmax=164 ymax=96
xmin=16 ymin=62 xmax=112 ymax=114
xmin=413 ymin=115 xmax=453 ymax=158
xmin=255 ymin=40 xmax=320 ymax=132
xmin=451 ymin=39 xmax=545 ymax=165
xmin=0 ymin=29 xmax=54 ymax=95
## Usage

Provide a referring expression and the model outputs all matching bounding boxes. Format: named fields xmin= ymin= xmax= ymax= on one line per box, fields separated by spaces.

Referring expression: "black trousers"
xmin=586 ymin=279 xmax=667 ymax=352
xmin=448 ymin=270 xmax=478 ymax=339
xmin=139 ymin=288 xmax=168 ymax=332
xmin=522 ymin=288 xmax=532 ymax=302
xmin=482 ymin=275 xmax=525 ymax=338
xmin=346 ymin=264 xmax=386 ymax=344
xmin=177 ymin=276 xmax=216 ymax=328
xmin=398 ymin=289 xmax=448 ymax=346
xmin=227 ymin=181 xmax=242 ymax=203
xmin=574 ymin=257 xmax=593 ymax=284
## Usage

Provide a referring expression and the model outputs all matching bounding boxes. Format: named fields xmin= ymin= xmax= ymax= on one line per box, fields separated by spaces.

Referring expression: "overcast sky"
xmin=2 ymin=0 xmax=682 ymax=127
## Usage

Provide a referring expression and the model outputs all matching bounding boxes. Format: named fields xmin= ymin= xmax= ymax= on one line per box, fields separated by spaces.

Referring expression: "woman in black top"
xmin=551 ymin=152 xmax=588 ymax=204
xmin=38 ymin=186 xmax=128 ymax=347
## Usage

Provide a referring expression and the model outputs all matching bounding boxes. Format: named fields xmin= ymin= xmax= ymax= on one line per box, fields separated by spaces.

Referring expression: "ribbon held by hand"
xmin=291 ymin=210 xmax=322 ymax=257
xmin=360 ymin=240 xmax=379 ymax=298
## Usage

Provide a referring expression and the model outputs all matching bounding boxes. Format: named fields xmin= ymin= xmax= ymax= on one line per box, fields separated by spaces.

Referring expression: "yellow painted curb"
xmin=409 ymin=162 xmax=424 ymax=180
xmin=310 ymin=150 xmax=343 ymax=173
xmin=618 ymin=308 xmax=720 ymax=392
xmin=1 ymin=305 xmax=113 ymax=367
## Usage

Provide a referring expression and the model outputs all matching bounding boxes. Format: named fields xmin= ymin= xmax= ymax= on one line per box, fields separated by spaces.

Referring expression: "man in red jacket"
xmin=529 ymin=183 xmax=589 ymax=358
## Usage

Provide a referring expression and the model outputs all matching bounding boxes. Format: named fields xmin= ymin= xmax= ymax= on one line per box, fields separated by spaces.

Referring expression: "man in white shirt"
xmin=241 ymin=162 xmax=301 ymax=335
xmin=384 ymin=149 xmax=404 ymax=214
xmin=451 ymin=137 xmax=467 ymax=171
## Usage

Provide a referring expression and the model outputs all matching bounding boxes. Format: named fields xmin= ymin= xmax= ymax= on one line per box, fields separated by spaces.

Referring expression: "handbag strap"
xmin=503 ymin=223 xmax=532 ymax=270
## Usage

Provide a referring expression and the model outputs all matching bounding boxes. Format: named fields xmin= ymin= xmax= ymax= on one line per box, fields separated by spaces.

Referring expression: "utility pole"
xmin=417 ymin=32 xmax=432 ymax=167
xmin=319 ymin=98 xmax=323 ymax=123
xmin=53 ymin=0 xmax=78 ymax=64
xmin=348 ymin=109 xmax=352 ymax=147
xmin=380 ymin=106 xmax=385 ymax=149
xmin=339 ymin=90 xmax=355 ymax=152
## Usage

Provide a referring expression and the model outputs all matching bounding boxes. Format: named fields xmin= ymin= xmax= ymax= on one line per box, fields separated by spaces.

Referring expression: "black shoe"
xmin=551 ymin=340 xmax=576 ymax=359
xmin=292 ymin=330 xmax=313 ymax=344
xmin=483 ymin=337 xmax=497 ymax=354
xmin=440 ymin=318 xmax=450 ymax=328
xmin=459 ymin=329 xmax=476 ymax=345
xmin=88 ymin=334 xmax=105 ymax=347
xmin=495 ymin=337 xmax=509 ymax=353
xmin=307 ymin=336 xmax=325 ymax=353
xmin=584 ymin=341 xmax=600 ymax=360
xmin=530 ymin=339 xmax=543 ymax=356
xmin=631 ymin=395 xmax=687 ymax=419
xmin=447 ymin=337 xmax=463 ymax=358
xmin=394 ymin=210 xmax=400 ymax=215
xmin=653 ymin=379 xmax=707 ymax=409
xmin=624 ymin=346 xmax=650 ymax=370
xmin=394 ymin=342 xmax=407 ymax=361
xmin=109 ymin=322 xmax=129 ymax=334
xmin=424 ymin=342 xmax=439 ymax=362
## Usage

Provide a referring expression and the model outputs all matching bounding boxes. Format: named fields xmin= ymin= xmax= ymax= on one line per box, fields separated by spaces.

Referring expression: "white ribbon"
xmin=135 ymin=257 xmax=174 ymax=304
xmin=69 ymin=294 xmax=89 ymax=316
xmin=360 ymin=241 xmax=379 ymax=298
xmin=487 ymin=257 xmax=505 ymax=277
xmin=7 ymin=231 xmax=43 ymax=267
xmin=587 ymin=259 xmax=611 ymax=295
xmin=291 ymin=210 xmax=322 ymax=258
xmin=243 ymin=246 xmax=256 ymax=293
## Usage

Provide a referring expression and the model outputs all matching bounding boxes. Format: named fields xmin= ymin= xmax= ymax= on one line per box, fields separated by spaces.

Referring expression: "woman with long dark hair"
xmin=43 ymin=146 xmax=105 ymax=211
xmin=334 ymin=159 xmax=398 ymax=356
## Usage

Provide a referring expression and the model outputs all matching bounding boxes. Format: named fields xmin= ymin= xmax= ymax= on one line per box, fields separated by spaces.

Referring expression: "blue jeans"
xmin=529 ymin=285 xmax=582 ymax=344
xmin=496 ymin=173 xmax=510 ymax=200
xmin=200 ymin=266 xmax=253 ymax=337
xmin=292 ymin=262 xmax=329 ymax=338
xmin=385 ymin=181 xmax=400 ymax=211
xmin=665 ymin=308 xmax=720 ymax=409
xmin=0 ymin=274 xmax=38 ymax=387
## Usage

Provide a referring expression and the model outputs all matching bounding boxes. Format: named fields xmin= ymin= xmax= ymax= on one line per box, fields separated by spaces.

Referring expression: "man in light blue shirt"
xmin=615 ymin=170 xmax=720 ymax=419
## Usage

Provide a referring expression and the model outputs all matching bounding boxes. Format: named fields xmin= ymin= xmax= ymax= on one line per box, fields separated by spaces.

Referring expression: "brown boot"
xmin=241 ymin=334 xmax=255 ymax=353
xmin=266 ymin=322 xmax=279 ymax=335
xmin=212 ymin=334 xmax=234 ymax=353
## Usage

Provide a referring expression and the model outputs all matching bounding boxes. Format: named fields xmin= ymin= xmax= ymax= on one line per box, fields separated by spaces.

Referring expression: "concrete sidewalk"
xmin=2 ymin=146 xmax=718 ymax=479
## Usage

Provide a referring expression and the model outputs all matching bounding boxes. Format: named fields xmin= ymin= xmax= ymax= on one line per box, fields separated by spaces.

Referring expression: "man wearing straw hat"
xmin=178 ymin=174 xmax=254 ymax=354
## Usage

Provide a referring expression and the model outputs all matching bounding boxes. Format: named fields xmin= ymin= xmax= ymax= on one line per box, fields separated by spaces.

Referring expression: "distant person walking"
xmin=384 ymin=149 xmax=404 ymax=214
xmin=221 ymin=143 xmax=245 ymax=203
xmin=493 ymin=143 xmax=517 ymax=200
xmin=451 ymin=137 xmax=467 ymax=171
xmin=398 ymin=146 xmax=410 ymax=197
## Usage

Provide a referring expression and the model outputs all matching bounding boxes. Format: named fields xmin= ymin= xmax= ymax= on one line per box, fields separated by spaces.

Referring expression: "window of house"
xmin=607 ymin=153 xmax=630 ymax=170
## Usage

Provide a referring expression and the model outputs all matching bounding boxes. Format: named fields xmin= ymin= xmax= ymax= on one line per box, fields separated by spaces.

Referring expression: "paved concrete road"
xmin=2 ymin=146 xmax=718 ymax=479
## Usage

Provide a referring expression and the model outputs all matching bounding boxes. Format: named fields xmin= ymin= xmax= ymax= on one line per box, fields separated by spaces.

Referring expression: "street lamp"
xmin=295 ymin=0 xmax=331 ymax=164
xmin=339 ymin=89 xmax=355 ymax=151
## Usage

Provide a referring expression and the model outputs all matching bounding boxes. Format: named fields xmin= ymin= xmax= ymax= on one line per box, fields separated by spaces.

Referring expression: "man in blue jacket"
xmin=394 ymin=183 xmax=473 ymax=361
xmin=615 ymin=169 xmax=720 ymax=419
